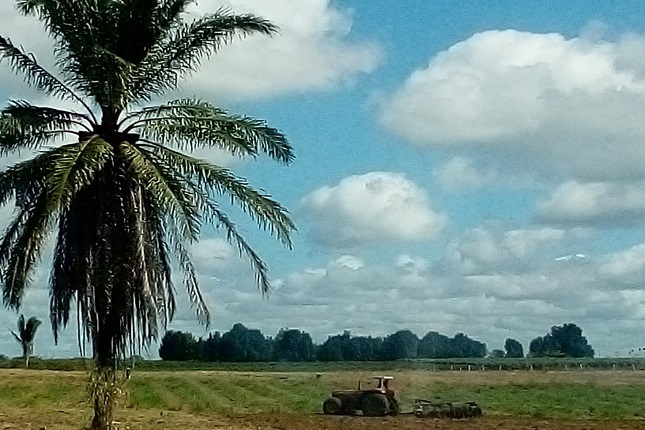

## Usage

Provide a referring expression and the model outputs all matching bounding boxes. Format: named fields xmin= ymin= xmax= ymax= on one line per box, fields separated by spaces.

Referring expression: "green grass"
xmin=2 ymin=369 xmax=645 ymax=420
xmin=4 ymin=356 xmax=645 ymax=372
xmin=408 ymin=382 xmax=645 ymax=419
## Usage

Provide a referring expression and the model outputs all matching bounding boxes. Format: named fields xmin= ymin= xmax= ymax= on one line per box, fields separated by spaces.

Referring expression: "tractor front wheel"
xmin=389 ymin=397 xmax=400 ymax=415
xmin=362 ymin=394 xmax=389 ymax=417
xmin=323 ymin=397 xmax=342 ymax=415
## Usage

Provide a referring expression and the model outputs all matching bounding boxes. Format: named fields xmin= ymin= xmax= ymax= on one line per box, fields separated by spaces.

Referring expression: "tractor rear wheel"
xmin=323 ymin=397 xmax=342 ymax=415
xmin=362 ymin=394 xmax=389 ymax=417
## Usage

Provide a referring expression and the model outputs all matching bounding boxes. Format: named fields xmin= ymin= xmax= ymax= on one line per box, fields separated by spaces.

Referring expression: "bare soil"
xmin=3 ymin=408 xmax=645 ymax=430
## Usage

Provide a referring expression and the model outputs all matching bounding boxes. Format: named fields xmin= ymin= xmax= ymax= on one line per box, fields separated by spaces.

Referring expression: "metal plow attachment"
xmin=413 ymin=399 xmax=482 ymax=419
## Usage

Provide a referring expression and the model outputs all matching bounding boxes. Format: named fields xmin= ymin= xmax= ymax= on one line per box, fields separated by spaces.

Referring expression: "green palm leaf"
xmin=0 ymin=35 xmax=94 ymax=116
xmin=131 ymin=9 xmax=277 ymax=100
xmin=127 ymin=99 xmax=293 ymax=163
xmin=141 ymin=143 xmax=295 ymax=247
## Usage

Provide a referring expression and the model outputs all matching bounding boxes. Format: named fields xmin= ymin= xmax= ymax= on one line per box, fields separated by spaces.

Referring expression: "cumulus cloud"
xmin=380 ymin=29 xmax=645 ymax=181
xmin=597 ymin=244 xmax=645 ymax=288
xmin=300 ymin=172 xmax=447 ymax=248
xmin=538 ymin=180 xmax=645 ymax=225
xmin=0 ymin=1 xmax=380 ymax=103
xmin=247 ymin=242 xmax=645 ymax=356
xmin=433 ymin=157 xmax=499 ymax=191
xmin=443 ymin=225 xmax=582 ymax=275
xmin=181 ymin=0 xmax=381 ymax=100
xmin=5 ymin=220 xmax=645 ymax=357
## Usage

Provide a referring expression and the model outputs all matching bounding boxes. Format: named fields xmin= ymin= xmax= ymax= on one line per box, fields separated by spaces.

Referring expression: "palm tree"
xmin=0 ymin=1 xmax=294 ymax=429
xmin=11 ymin=314 xmax=42 ymax=367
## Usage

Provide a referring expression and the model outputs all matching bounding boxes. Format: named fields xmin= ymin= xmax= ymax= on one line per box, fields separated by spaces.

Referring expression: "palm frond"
xmin=201 ymin=197 xmax=272 ymax=295
xmin=44 ymin=136 xmax=114 ymax=210
xmin=0 ymin=101 xmax=90 ymax=154
xmin=141 ymin=143 xmax=295 ymax=247
xmin=118 ymin=142 xmax=201 ymax=242
xmin=0 ymin=153 xmax=51 ymax=207
xmin=0 ymin=188 xmax=52 ymax=309
xmin=16 ymin=0 xmax=133 ymax=110
xmin=0 ymin=35 xmax=95 ymax=117
xmin=50 ymin=194 xmax=92 ymax=343
xmin=126 ymin=99 xmax=293 ymax=163
xmin=1 ymin=138 xmax=112 ymax=309
xmin=24 ymin=316 xmax=42 ymax=341
xmin=155 ymin=0 xmax=194 ymax=31
xmin=118 ymin=143 xmax=214 ymax=325
xmin=131 ymin=9 xmax=277 ymax=100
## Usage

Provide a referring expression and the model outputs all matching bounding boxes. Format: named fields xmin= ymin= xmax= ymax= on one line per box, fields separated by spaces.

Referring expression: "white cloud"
xmin=300 ymin=172 xmax=447 ymax=248
xmin=598 ymin=244 xmax=645 ymax=288
xmin=0 ymin=1 xmax=381 ymax=103
xmin=182 ymin=0 xmax=382 ymax=100
xmin=380 ymin=29 xmax=645 ymax=181
xmin=241 ymin=246 xmax=645 ymax=356
xmin=5 ymin=220 xmax=645 ymax=357
xmin=444 ymin=225 xmax=576 ymax=275
xmin=433 ymin=157 xmax=499 ymax=191
xmin=538 ymin=180 xmax=645 ymax=225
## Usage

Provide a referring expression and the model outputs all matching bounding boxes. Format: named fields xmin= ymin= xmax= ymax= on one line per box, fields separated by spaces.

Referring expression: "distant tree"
xmin=273 ymin=328 xmax=314 ymax=362
xmin=551 ymin=323 xmax=594 ymax=358
xmin=201 ymin=331 xmax=222 ymax=362
xmin=504 ymin=338 xmax=524 ymax=358
xmin=489 ymin=349 xmax=505 ymax=358
xmin=11 ymin=314 xmax=42 ymax=367
xmin=381 ymin=330 xmax=419 ymax=360
xmin=318 ymin=333 xmax=347 ymax=361
xmin=451 ymin=333 xmax=486 ymax=358
xmin=158 ymin=331 xmax=198 ymax=361
xmin=318 ymin=332 xmax=382 ymax=361
xmin=418 ymin=331 xmax=453 ymax=358
xmin=346 ymin=336 xmax=382 ymax=361
xmin=529 ymin=323 xmax=594 ymax=358
xmin=219 ymin=323 xmax=272 ymax=362
xmin=529 ymin=334 xmax=561 ymax=357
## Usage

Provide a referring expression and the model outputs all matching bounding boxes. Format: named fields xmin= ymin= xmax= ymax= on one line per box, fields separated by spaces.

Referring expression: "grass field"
xmin=2 ymin=369 xmax=645 ymax=429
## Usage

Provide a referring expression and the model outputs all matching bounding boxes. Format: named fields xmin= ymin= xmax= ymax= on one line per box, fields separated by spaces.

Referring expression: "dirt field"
xmin=4 ymin=409 xmax=645 ymax=430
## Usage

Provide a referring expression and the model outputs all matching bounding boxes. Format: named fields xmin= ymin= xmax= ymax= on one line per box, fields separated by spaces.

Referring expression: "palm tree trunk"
xmin=90 ymin=360 xmax=117 ymax=430
xmin=91 ymin=322 xmax=117 ymax=430
xmin=22 ymin=344 xmax=29 ymax=368
xmin=90 ymin=371 xmax=115 ymax=430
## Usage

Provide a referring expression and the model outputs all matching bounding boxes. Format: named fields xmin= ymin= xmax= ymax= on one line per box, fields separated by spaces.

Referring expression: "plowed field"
xmin=2 ymin=369 xmax=645 ymax=429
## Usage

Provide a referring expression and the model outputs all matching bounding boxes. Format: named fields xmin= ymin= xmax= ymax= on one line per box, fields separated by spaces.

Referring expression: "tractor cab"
xmin=357 ymin=375 xmax=393 ymax=391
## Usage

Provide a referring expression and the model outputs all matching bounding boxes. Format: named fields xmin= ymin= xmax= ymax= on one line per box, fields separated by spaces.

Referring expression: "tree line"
xmin=159 ymin=322 xmax=594 ymax=362
xmin=159 ymin=324 xmax=490 ymax=362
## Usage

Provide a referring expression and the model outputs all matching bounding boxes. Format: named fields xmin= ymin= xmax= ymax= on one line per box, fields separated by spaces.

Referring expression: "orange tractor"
xmin=322 ymin=376 xmax=399 ymax=417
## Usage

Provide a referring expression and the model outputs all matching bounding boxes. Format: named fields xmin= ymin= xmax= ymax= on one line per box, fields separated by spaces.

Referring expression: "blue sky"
xmin=3 ymin=0 xmax=645 ymax=358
